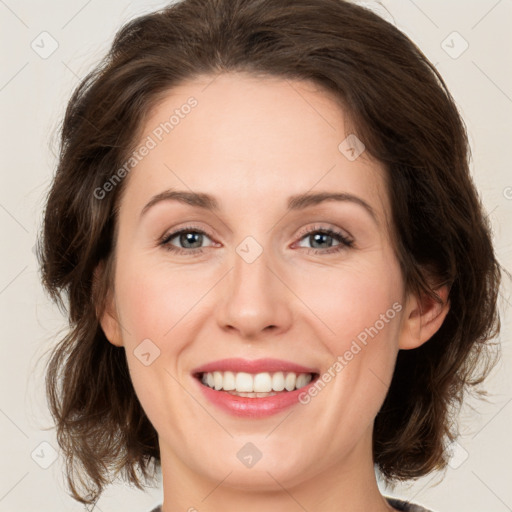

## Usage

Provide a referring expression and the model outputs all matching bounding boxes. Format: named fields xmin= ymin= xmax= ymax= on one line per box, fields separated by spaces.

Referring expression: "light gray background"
xmin=0 ymin=1 xmax=511 ymax=511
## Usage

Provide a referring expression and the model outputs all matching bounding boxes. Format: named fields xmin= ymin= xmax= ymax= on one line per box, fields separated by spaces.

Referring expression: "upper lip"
xmin=192 ymin=358 xmax=319 ymax=375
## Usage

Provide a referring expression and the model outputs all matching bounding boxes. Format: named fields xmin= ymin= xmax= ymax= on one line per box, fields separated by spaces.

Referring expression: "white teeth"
xmin=296 ymin=373 xmax=308 ymax=389
xmin=223 ymin=371 xmax=236 ymax=391
xmin=213 ymin=371 xmax=223 ymax=391
xmin=253 ymin=372 xmax=272 ymax=392
xmin=199 ymin=371 xmax=313 ymax=393
xmin=272 ymin=372 xmax=285 ymax=391
xmin=227 ymin=391 xmax=278 ymax=397
xmin=235 ymin=372 xmax=253 ymax=392
xmin=285 ymin=372 xmax=296 ymax=391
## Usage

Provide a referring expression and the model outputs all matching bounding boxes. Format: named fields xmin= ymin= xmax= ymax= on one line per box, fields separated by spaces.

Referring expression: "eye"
xmin=158 ymin=224 xmax=354 ymax=256
xmin=159 ymin=225 xmax=216 ymax=255
xmin=294 ymin=226 xmax=354 ymax=255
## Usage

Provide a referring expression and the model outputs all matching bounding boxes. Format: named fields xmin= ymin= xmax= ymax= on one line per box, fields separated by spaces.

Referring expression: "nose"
xmin=216 ymin=243 xmax=293 ymax=341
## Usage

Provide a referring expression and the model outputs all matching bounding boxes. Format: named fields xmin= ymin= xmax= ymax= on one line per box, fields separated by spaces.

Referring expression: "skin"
xmin=100 ymin=72 xmax=449 ymax=512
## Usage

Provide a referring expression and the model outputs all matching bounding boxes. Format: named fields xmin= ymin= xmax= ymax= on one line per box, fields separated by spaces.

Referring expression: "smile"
xmin=198 ymin=371 xmax=314 ymax=396
xmin=192 ymin=358 xmax=320 ymax=417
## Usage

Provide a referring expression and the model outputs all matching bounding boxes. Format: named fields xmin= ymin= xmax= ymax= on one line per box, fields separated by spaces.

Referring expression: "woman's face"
xmin=101 ymin=72 xmax=417 ymax=492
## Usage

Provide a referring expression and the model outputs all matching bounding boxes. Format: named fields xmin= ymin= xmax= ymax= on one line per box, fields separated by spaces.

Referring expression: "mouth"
xmin=195 ymin=370 xmax=318 ymax=397
xmin=191 ymin=358 xmax=320 ymax=417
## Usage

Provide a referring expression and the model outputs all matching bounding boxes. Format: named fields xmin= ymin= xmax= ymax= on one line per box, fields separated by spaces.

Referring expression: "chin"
xmin=196 ymin=447 xmax=315 ymax=491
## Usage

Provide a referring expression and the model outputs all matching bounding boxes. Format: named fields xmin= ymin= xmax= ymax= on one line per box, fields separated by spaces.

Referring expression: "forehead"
xmin=119 ymin=72 xmax=390 ymax=227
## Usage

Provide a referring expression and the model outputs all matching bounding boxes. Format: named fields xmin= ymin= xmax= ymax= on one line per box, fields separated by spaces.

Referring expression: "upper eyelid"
xmin=296 ymin=224 xmax=352 ymax=240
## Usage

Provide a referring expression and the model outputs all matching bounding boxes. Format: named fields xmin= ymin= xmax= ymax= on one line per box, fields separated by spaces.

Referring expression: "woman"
xmin=38 ymin=0 xmax=504 ymax=511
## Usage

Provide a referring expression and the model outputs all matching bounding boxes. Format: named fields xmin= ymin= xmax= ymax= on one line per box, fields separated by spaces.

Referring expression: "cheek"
xmin=293 ymin=256 xmax=403 ymax=414
xmin=291 ymin=261 xmax=402 ymax=351
xmin=114 ymin=261 xmax=204 ymax=345
xmin=113 ymin=261 xmax=198 ymax=436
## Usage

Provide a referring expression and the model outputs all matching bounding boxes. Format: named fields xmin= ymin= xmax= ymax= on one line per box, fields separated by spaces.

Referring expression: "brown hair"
xmin=37 ymin=0 xmax=505 ymax=505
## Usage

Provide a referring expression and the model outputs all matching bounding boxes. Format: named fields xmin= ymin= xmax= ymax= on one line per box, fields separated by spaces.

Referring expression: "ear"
xmin=398 ymin=284 xmax=450 ymax=350
xmin=93 ymin=262 xmax=123 ymax=347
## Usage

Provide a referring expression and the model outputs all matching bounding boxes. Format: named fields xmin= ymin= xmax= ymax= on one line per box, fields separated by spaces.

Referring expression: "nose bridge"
xmin=216 ymin=235 xmax=292 ymax=338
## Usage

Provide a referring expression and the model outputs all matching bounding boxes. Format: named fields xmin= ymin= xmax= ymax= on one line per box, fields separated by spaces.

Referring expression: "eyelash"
xmin=158 ymin=224 xmax=354 ymax=256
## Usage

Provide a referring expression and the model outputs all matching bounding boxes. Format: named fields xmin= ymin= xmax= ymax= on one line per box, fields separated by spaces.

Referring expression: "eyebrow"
xmin=140 ymin=189 xmax=378 ymax=224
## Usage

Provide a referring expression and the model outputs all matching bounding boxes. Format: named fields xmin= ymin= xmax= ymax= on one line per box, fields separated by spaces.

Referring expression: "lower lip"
xmin=194 ymin=376 xmax=317 ymax=418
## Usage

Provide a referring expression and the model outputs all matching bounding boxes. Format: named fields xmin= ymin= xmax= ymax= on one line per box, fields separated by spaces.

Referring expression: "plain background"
xmin=0 ymin=0 xmax=511 ymax=511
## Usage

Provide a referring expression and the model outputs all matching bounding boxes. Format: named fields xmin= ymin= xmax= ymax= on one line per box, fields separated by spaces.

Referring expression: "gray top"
xmin=149 ymin=496 xmax=434 ymax=511
xmin=386 ymin=496 xmax=435 ymax=511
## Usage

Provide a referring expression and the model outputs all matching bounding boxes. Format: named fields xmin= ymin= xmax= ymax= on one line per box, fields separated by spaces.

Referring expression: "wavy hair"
xmin=37 ymin=0 xmax=505 ymax=505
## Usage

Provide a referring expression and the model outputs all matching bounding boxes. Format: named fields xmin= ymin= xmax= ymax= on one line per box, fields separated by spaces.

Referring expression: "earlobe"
xmin=93 ymin=263 xmax=123 ymax=347
xmin=398 ymin=285 xmax=450 ymax=350
xmin=99 ymin=302 xmax=124 ymax=347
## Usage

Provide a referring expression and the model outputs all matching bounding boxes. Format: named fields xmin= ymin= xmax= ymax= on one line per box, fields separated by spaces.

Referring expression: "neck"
xmin=159 ymin=425 xmax=397 ymax=512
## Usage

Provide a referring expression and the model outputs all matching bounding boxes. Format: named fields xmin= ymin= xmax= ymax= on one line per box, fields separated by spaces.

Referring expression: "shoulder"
xmin=385 ymin=495 xmax=436 ymax=512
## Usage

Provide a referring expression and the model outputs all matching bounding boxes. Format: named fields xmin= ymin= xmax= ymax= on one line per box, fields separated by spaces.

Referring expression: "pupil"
xmin=181 ymin=232 xmax=202 ymax=248
xmin=311 ymin=233 xmax=331 ymax=249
